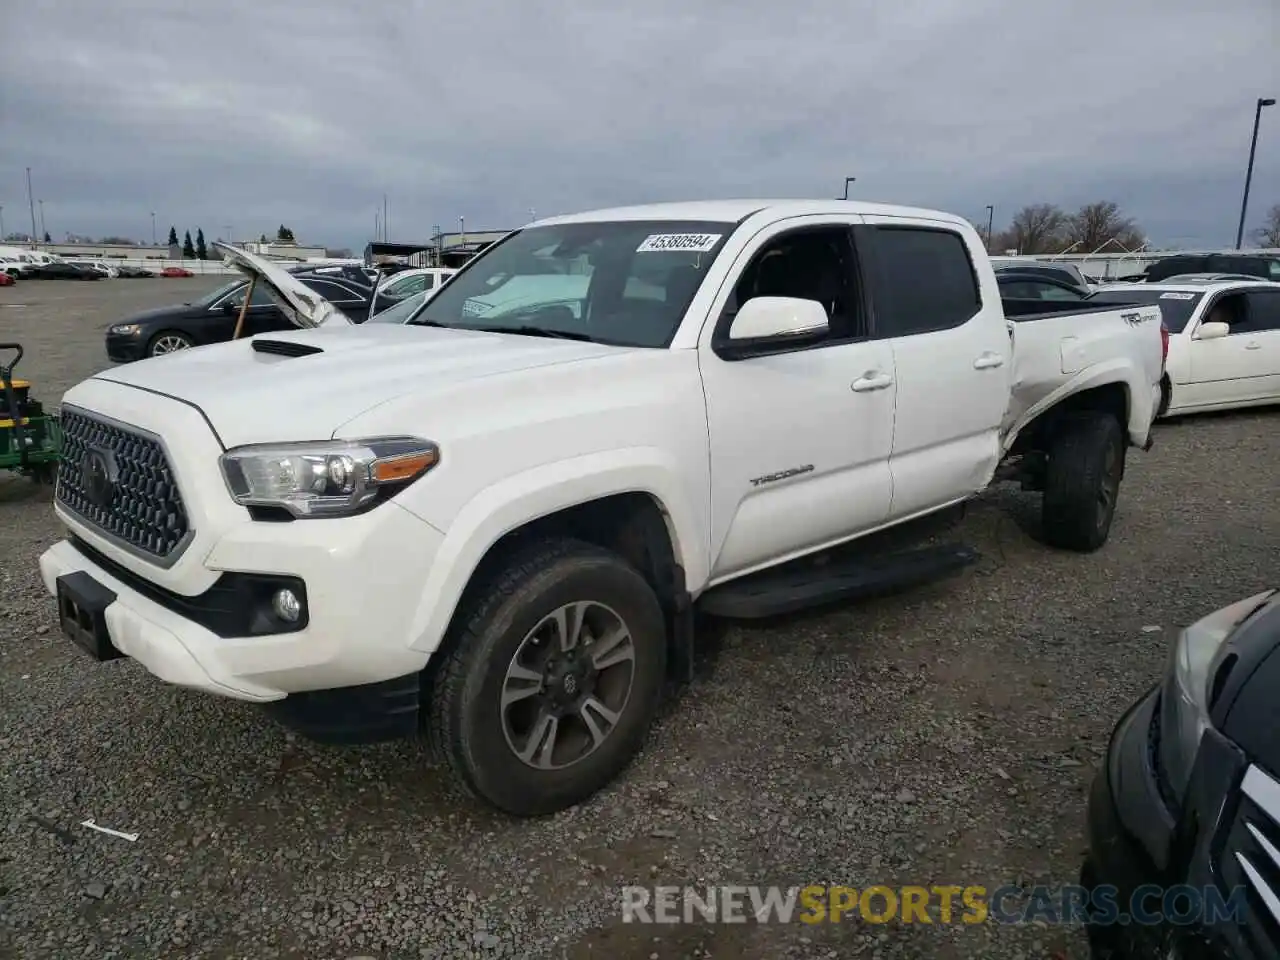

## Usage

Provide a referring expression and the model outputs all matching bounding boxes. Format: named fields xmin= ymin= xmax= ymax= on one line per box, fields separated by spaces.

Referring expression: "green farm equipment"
xmin=1 ymin=343 xmax=62 ymax=483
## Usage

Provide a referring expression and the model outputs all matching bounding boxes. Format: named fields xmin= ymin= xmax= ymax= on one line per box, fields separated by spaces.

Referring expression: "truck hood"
xmin=89 ymin=324 xmax=637 ymax=447
xmin=215 ymin=242 xmax=353 ymax=329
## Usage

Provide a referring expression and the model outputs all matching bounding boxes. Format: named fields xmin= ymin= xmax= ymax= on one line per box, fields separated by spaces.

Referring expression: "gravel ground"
xmin=2 ymin=279 xmax=1278 ymax=959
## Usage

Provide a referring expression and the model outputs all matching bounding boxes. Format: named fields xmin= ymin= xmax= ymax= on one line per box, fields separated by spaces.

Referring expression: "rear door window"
xmin=1245 ymin=289 xmax=1280 ymax=332
xmin=867 ymin=227 xmax=981 ymax=337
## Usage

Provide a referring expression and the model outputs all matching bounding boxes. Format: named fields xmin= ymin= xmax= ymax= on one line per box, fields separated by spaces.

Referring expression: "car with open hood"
xmin=103 ymin=248 xmax=370 ymax=361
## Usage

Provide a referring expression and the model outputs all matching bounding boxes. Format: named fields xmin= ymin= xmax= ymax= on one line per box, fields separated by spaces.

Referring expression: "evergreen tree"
xmin=42 ymin=232 xmax=51 ymax=243
xmin=167 ymin=226 xmax=179 ymax=246
xmin=182 ymin=231 xmax=196 ymax=259
xmin=195 ymin=228 xmax=208 ymax=260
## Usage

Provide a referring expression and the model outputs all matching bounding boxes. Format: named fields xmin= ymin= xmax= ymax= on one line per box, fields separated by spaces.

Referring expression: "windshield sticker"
xmin=1160 ymin=292 xmax=1196 ymax=300
xmin=462 ymin=298 xmax=490 ymax=317
xmin=636 ymin=233 xmax=722 ymax=253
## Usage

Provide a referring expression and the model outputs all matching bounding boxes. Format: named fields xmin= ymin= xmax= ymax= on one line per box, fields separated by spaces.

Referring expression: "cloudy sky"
xmin=1 ymin=0 xmax=1277 ymax=251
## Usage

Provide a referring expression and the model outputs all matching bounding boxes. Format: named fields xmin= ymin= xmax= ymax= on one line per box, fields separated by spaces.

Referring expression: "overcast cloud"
xmin=1 ymin=0 xmax=1277 ymax=250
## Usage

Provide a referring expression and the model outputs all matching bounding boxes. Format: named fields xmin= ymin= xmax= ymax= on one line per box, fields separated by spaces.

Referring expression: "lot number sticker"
xmin=636 ymin=233 xmax=722 ymax=253
xmin=1160 ymin=292 xmax=1196 ymax=300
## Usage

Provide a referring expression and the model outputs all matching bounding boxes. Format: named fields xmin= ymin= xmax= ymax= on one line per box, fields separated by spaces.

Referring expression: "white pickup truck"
xmin=40 ymin=200 xmax=1166 ymax=816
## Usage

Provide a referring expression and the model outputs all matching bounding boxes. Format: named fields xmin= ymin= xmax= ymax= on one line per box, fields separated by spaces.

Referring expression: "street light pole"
xmin=0 ymin=205 xmax=5 ymax=243
xmin=38 ymin=200 xmax=46 ymax=242
xmin=985 ymin=205 xmax=995 ymax=251
xmin=843 ymin=177 xmax=857 ymax=200
xmin=25 ymin=167 xmax=37 ymax=248
xmin=1235 ymin=96 xmax=1276 ymax=249
xmin=151 ymin=212 xmax=156 ymax=245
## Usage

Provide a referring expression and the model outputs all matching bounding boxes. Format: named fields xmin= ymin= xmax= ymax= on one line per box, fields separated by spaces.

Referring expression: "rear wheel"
xmin=1041 ymin=412 xmax=1125 ymax=552
xmin=428 ymin=538 xmax=668 ymax=816
xmin=147 ymin=331 xmax=194 ymax=357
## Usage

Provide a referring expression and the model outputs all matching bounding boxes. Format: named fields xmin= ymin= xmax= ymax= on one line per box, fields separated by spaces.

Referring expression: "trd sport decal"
xmin=750 ymin=464 xmax=815 ymax=487
xmin=1120 ymin=311 xmax=1149 ymax=325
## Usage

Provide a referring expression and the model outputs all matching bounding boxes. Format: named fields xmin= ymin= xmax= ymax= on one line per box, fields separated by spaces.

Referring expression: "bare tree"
xmin=1064 ymin=201 xmax=1144 ymax=252
xmin=1249 ymin=203 xmax=1280 ymax=248
xmin=1006 ymin=204 xmax=1068 ymax=255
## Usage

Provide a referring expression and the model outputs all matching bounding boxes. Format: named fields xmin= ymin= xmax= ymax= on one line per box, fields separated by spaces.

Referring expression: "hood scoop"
xmin=251 ymin=338 xmax=324 ymax=358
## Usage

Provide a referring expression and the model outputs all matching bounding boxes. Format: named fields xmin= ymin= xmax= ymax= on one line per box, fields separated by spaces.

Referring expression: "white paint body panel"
xmin=41 ymin=200 xmax=1164 ymax=702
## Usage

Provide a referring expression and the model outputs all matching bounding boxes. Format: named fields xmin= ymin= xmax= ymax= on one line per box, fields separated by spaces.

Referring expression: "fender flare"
xmin=1004 ymin=359 xmax=1148 ymax=454
xmin=405 ymin=447 xmax=706 ymax=655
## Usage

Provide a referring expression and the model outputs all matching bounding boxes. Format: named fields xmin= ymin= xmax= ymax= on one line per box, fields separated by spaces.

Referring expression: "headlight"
xmin=110 ymin=324 xmax=142 ymax=335
xmin=1159 ymin=590 xmax=1277 ymax=799
xmin=220 ymin=437 xmax=439 ymax=517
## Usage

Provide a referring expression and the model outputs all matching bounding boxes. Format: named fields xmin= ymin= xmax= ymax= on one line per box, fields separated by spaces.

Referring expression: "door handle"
xmin=973 ymin=353 xmax=1005 ymax=370
xmin=851 ymin=372 xmax=893 ymax=392
xmin=1244 ymin=342 xmax=1261 ymax=350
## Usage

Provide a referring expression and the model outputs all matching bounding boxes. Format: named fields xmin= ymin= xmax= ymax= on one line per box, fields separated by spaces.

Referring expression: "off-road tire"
xmin=1041 ymin=412 xmax=1125 ymax=552
xmin=427 ymin=538 xmax=667 ymax=817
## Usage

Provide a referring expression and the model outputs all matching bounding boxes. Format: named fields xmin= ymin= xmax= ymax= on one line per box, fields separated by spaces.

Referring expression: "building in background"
xmin=236 ymin=240 xmax=328 ymax=261
xmin=364 ymin=228 xmax=513 ymax=269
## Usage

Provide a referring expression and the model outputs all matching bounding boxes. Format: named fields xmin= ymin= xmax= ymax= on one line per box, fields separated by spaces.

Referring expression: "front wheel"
xmin=147 ymin=331 xmax=194 ymax=357
xmin=428 ymin=538 xmax=668 ymax=816
xmin=1041 ymin=413 xmax=1125 ymax=552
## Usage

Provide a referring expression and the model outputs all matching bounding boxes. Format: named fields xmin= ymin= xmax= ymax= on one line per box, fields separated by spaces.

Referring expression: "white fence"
xmin=995 ymin=247 xmax=1280 ymax=281
xmin=67 ymin=257 xmax=359 ymax=276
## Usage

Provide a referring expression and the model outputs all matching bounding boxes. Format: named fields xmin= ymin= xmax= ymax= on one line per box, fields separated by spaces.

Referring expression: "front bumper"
xmin=39 ymin=499 xmax=444 ymax=703
xmin=1084 ymin=685 xmax=1181 ymax=957
xmin=104 ymin=332 xmax=148 ymax=363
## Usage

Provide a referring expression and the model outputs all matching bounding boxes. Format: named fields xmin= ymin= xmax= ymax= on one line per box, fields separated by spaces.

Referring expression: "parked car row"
xmin=0 ymin=258 xmax=191 ymax=282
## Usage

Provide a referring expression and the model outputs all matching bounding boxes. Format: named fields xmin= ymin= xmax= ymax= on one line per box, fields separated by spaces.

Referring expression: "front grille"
xmin=1219 ymin=765 xmax=1280 ymax=956
xmin=56 ymin=408 xmax=190 ymax=562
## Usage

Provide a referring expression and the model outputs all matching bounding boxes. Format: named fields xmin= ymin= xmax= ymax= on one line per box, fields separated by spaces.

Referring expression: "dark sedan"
xmin=104 ymin=269 xmax=374 ymax=362
xmin=29 ymin=262 xmax=102 ymax=280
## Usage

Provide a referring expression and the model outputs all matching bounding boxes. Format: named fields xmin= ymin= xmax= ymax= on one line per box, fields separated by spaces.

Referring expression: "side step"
xmin=695 ymin=542 xmax=979 ymax=620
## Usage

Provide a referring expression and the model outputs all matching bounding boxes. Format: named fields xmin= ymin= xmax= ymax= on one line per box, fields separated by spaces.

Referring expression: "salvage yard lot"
xmin=1 ymin=279 xmax=1277 ymax=959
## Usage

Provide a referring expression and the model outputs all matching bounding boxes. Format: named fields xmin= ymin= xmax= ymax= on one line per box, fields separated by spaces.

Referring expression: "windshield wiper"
xmin=501 ymin=325 xmax=594 ymax=342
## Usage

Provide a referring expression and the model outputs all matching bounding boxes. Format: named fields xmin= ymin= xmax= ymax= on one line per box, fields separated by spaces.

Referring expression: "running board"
xmin=696 ymin=542 xmax=979 ymax=620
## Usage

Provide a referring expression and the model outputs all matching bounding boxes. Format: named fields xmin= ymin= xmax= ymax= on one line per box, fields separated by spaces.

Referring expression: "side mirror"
xmin=728 ymin=296 xmax=829 ymax=342
xmin=1195 ymin=321 xmax=1230 ymax=341
xmin=219 ymin=301 xmax=237 ymax=313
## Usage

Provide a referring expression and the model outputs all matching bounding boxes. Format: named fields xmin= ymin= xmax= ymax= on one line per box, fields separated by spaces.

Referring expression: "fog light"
xmin=271 ymin=588 xmax=302 ymax=623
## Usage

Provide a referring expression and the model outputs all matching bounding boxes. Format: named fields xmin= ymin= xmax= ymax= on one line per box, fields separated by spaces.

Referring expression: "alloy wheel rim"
xmin=500 ymin=600 xmax=637 ymax=770
xmin=151 ymin=336 xmax=191 ymax=355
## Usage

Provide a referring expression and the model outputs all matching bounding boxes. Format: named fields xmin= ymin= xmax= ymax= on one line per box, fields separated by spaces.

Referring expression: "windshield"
xmin=194 ymin=278 xmax=246 ymax=307
xmin=367 ymin=290 xmax=428 ymax=323
xmin=406 ymin=220 xmax=735 ymax=347
xmin=1088 ymin=288 xmax=1204 ymax=333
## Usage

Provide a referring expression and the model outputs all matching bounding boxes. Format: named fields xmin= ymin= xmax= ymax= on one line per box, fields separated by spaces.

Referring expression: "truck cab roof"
xmin=538 ymin=199 xmax=970 ymax=228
